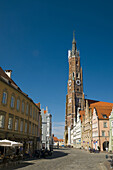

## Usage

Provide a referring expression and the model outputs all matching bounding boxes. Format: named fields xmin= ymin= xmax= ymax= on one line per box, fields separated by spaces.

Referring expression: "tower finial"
xmin=73 ymin=30 xmax=75 ymax=43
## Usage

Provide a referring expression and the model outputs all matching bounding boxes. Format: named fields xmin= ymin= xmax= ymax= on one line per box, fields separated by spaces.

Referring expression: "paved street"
xmin=7 ymin=148 xmax=107 ymax=170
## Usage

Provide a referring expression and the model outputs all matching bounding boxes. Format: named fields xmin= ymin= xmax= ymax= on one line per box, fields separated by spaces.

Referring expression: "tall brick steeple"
xmin=65 ymin=32 xmax=84 ymax=145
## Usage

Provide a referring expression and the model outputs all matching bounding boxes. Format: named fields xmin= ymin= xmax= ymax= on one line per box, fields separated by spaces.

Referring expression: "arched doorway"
xmin=103 ymin=141 xmax=109 ymax=151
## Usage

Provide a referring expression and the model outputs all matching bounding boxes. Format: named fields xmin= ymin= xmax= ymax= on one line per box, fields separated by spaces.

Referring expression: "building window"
xmin=102 ymin=131 xmax=105 ymax=136
xmin=29 ymin=123 xmax=31 ymax=133
xmin=22 ymin=101 xmax=25 ymax=113
xmin=0 ymin=115 xmax=5 ymax=128
xmin=2 ymin=92 xmax=7 ymax=104
xmin=103 ymin=115 xmax=107 ymax=118
xmin=20 ymin=120 xmax=23 ymax=132
xmin=11 ymin=96 xmax=15 ymax=108
xmin=16 ymin=99 xmax=20 ymax=111
xmin=35 ymin=125 xmax=36 ymax=135
xmin=26 ymin=103 xmax=29 ymax=115
xmin=32 ymin=124 xmax=34 ymax=135
xmin=108 ymin=131 xmax=109 ymax=136
xmin=8 ymin=117 xmax=13 ymax=130
xmin=15 ymin=119 xmax=18 ymax=131
xmin=25 ymin=122 xmax=27 ymax=133
xmin=104 ymin=122 xmax=107 ymax=128
xmin=33 ymin=109 xmax=35 ymax=119
xmin=37 ymin=111 xmax=39 ymax=121
xmin=76 ymin=60 xmax=78 ymax=65
xmin=37 ymin=126 xmax=39 ymax=136
xmin=30 ymin=106 xmax=32 ymax=117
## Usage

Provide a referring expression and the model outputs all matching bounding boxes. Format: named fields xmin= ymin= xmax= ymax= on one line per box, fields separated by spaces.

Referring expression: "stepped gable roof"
xmin=89 ymin=100 xmax=113 ymax=120
xmin=79 ymin=110 xmax=85 ymax=122
xmin=53 ymin=136 xmax=59 ymax=142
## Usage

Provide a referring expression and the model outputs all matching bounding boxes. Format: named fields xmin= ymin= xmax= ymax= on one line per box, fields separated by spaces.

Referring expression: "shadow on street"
xmin=46 ymin=150 xmax=69 ymax=159
xmin=1 ymin=150 xmax=69 ymax=170
xmin=2 ymin=162 xmax=34 ymax=170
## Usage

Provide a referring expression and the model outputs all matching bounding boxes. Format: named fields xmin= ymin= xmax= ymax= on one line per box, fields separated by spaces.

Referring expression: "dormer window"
xmin=103 ymin=115 xmax=107 ymax=118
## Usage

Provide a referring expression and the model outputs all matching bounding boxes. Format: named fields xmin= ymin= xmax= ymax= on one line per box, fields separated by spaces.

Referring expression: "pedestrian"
xmin=89 ymin=146 xmax=91 ymax=152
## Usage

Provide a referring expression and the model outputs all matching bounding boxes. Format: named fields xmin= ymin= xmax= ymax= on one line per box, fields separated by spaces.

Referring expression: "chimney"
xmin=5 ymin=70 xmax=12 ymax=78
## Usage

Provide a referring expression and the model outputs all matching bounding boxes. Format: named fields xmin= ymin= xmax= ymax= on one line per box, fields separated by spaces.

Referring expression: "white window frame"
xmin=104 ymin=122 xmax=107 ymax=128
xmin=102 ymin=131 xmax=105 ymax=137
xmin=0 ymin=115 xmax=5 ymax=128
xmin=8 ymin=117 xmax=13 ymax=130
xmin=15 ymin=119 xmax=18 ymax=131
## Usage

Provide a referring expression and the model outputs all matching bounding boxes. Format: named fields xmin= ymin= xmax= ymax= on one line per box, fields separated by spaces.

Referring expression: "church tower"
xmin=65 ymin=32 xmax=84 ymax=145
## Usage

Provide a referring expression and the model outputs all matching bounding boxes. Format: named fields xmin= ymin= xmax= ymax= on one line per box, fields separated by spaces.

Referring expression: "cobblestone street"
xmin=8 ymin=148 xmax=107 ymax=170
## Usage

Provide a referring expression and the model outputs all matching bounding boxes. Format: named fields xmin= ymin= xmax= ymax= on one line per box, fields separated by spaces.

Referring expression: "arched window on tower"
xmin=73 ymin=72 xmax=74 ymax=77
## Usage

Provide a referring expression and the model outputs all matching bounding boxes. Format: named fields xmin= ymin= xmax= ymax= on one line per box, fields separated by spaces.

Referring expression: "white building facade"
xmin=41 ymin=107 xmax=52 ymax=151
xmin=71 ymin=109 xmax=82 ymax=148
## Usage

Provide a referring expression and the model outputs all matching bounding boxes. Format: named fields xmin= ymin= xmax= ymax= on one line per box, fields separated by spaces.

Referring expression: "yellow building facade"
xmin=0 ymin=67 xmax=41 ymax=153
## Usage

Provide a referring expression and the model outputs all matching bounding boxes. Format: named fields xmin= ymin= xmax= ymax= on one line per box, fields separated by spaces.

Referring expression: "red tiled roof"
xmin=44 ymin=110 xmax=46 ymax=114
xmin=89 ymin=101 xmax=113 ymax=120
xmin=95 ymin=107 xmax=112 ymax=120
xmin=53 ymin=137 xmax=59 ymax=142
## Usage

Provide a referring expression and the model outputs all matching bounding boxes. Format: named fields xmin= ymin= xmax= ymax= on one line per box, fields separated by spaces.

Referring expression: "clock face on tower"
xmin=68 ymin=80 xmax=72 ymax=86
xmin=76 ymin=80 xmax=81 ymax=86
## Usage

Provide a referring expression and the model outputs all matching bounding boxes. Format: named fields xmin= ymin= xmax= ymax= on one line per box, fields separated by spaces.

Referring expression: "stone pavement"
xmin=3 ymin=148 xmax=108 ymax=170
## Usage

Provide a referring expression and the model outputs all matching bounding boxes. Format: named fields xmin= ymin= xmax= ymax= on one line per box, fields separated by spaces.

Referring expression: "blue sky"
xmin=0 ymin=0 xmax=113 ymax=138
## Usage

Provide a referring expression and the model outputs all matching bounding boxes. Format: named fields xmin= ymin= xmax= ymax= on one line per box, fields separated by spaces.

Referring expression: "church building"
xmin=65 ymin=33 xmax=84 ymax=145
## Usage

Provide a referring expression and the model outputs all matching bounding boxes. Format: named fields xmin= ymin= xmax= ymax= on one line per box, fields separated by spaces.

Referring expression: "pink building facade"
xmin=92 ymin=106 xmax=112 ymax=151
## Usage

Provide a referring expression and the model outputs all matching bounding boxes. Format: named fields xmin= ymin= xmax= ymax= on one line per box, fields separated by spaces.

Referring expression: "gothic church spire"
xmin=72 ymin=31 xmax=76 ymax=56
